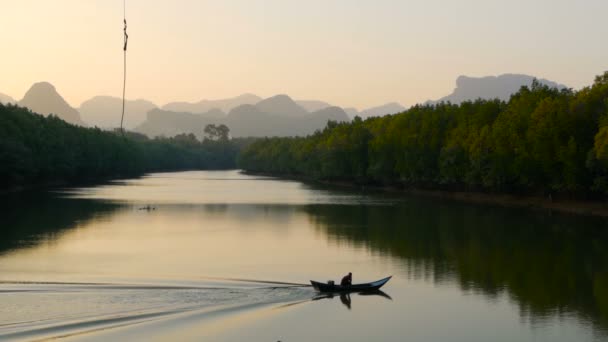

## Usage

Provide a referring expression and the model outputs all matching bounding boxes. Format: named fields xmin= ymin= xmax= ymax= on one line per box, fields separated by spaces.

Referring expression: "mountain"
xmin=226 ymin=105 xmax=349 ymax=137
xmin=79 ymin=96 xmax=157 ymax=129
xmin=136 ymin=94 xmax=350 ymax=138
xmin=135 ymin=108 xmax=220 ymax=138
xmin=163 ymin=94 xmax=333 ymax=115
xmin=342 ymin=103 xmax=407 ymax=119
xmin=161 ymin=93 xmax=261 ymax=113
xmin=254 ymin=94 xmax=308 ymax=117
xmin=19 ymin=82 xmax=85 ymax=126
xmin=360 ymin=102 xmax=406 ymax=118
xmin=296 ymin=100 xmax=332 ymax=112
xmin=224 ymin=104 xmax=276 ymax=137
xmin=343 ymin=107 xmax=361 ymax=118
xmin=310 ymin=106 xmax=351 ymax=122
xmin=0 ymin=92 xmax=15 ymax=104
xmin=429 ymin=74 xmax=568 ymax=104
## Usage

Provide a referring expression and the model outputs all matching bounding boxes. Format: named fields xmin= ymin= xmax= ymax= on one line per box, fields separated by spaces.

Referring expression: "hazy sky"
xmin=2 ymin=0 xmax=607 ymax=109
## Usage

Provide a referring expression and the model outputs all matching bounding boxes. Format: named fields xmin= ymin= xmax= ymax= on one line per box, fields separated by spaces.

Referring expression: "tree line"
xmin=239 ymin=72 xmax=608 ymax=197
xmin=0 ymin=103 xmax=241 ymax=191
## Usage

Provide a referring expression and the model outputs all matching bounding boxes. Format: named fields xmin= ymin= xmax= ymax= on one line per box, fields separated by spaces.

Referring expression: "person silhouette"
xmin=340 ymin=272 xmax=352 ymax=286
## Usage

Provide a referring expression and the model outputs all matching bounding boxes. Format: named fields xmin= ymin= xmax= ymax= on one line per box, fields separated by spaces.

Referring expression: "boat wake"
xmin=0 ymin=280 xmax=314 ymax=341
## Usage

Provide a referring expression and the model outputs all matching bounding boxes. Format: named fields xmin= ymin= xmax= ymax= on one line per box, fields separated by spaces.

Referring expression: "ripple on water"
xmin=0 ymin=281 xmax=315 ymax=341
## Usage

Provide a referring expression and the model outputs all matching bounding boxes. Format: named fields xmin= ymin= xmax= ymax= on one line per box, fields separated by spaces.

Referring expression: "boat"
xmin=310 ymin=276 xmax=392 ymax=293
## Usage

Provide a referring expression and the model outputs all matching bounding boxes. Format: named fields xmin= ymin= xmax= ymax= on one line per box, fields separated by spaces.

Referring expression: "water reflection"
xmin=303 ymin=202 xmax=608 ymax=332
xmin=0 ymin=192 xmax=121 ymax=255
xmin=313 ymin=290 xmax=392 ymax=310
xmin=1 ymin=172 xmax=607 ymax=340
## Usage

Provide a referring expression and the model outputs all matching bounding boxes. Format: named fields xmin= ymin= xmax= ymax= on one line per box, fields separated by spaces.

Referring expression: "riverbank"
xmin=243 ymin=171 xmax=608 ymax=217
xmin=398 ymin=187 xmax=608 ymax=217
xmin=0 ymin=177 xmax=135 ymax=195
xmin=330 ymin=182 xmax=608 ymax=218
xmin=0 ymin=167 xmax=232 ymax=195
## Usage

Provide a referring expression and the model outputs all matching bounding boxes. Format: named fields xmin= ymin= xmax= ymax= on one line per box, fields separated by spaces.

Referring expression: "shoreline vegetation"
xmin=323 ymin=179 xmax=608 ymax=218
xmin=244 ymin=171 xmax=608 ymax=217
xmin=239 ymin=73 xmax=608 ymax=217
xmin=0 ymin=104 xmax=241 ymax=192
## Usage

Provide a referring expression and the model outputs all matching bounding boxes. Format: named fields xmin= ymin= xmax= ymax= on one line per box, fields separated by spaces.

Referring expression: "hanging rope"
xmin=120 ymin=0 xmax=128 ymax=135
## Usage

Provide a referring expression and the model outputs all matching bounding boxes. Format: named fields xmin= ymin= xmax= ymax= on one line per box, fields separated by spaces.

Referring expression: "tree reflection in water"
xmin=0 ymin=192 xmax=122 ymax=255
xmin=303 ymin=200 xmax=608 ymax=331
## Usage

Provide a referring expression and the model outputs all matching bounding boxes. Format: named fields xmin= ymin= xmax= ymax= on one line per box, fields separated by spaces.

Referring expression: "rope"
xmin=120 ymin=0 xmax=128 ymax=135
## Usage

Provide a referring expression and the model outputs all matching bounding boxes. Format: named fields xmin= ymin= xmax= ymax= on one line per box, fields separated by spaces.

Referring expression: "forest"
xmin=0 ymin=104 xmax=240 ymax=191
xmin=239 ymin=72 xmax=608 ymax=197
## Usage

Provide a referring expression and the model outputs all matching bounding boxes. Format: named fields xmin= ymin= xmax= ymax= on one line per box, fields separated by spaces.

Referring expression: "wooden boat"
xmin=310 ymin=276 xmax=392 ymax=293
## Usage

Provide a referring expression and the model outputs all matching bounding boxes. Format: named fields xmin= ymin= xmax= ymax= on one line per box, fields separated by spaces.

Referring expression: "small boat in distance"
xmin=310 ymin=276 xmax=392 ymax=293
xmin=138 ymin=205 xmax=156 ymax=211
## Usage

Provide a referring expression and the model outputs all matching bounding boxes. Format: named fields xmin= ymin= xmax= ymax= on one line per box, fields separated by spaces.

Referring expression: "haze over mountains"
xmin=0 ymin=92 xmax=15 ymax=105
xmin=79 ymin=96 xmax=157 ymax=129
xmin=163 ymin=96 xmax=343 ymax=116
xmin=132 ymin=93 xmax=409 ymax=138
xmin=162 ymin=93 xmax=262 ymax=114
xmin=294 ymin=100 xmax=333 ymax=112
xmin=2 ymin=73 xmax=569 ymax=137
xmin=137 ymin=95 xmax=350 ymax=138
xmin=359 ymin=102 xmax=407 ymax=119
xmin=428 ymin=74 xmax=568 ymax=104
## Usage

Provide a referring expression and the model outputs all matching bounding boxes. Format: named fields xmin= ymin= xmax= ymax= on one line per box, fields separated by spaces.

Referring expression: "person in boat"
xmin=340 ymin=272 xmax=352 ymax=286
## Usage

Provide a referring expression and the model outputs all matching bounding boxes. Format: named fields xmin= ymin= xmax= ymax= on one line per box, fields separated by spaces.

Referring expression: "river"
xmin=0 ymin=170 xmax=607 ymax=341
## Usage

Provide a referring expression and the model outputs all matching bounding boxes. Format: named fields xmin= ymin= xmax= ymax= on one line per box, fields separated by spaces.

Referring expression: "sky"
xmin=1 ymin=0 xmax=608 ymax=110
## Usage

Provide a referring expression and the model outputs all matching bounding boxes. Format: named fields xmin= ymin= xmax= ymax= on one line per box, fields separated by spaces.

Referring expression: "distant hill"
xmin=136 ymin=95 xmax=350 ymax=138
xmin=136 ymin=108 xmax=215 ymax=138
xmin=161 ymin=93 xmax=261 ymax=113
xmin=79 ymin=96 xmax=157 ymax=129
xmin=0 ymin=92 xmax=15 ymax=104
xmin=255 ymin=94 xmax=309 ymax=118
xmin=296 ymin=100 xmax=332 ymax=112
xmin=360 ymin=102 xmax=406 ymax=118
xmin=160 ymin=92 xmax=407 ymax=122
xmin=429 ymin=74 xmax=568 ymax=104
xmin=309 ymin=106 xmax=351 ymax=122
xmin=226 ymin=104 xmax=348 ymax=137
xmin=342 ymin=103 xmax=406 ymax=119
xmin=343 ymin=107 xmax=360 ymax=118
xmin=19 ymin=82 xmax=85 ymax=126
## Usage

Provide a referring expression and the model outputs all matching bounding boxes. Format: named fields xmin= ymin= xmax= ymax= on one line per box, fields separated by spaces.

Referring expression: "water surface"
xmin=1 ymin=171 xmax=607 ymax=341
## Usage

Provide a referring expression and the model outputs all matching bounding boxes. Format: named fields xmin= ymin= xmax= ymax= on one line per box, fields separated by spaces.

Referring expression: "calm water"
xmin=1 ymin=171 xmax=607 ymax=341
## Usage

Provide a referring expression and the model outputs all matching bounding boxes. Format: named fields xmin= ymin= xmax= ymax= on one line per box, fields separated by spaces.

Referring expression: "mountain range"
xmin=163 ymin=95 xmax=335 ymax=115
xmin=2 ymin=73 xmax=569 ymax=137
xmin=162 ymin=93 xmax=262 ymax=114
xmin=137 ymin=94 xmax=350 ymax=138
